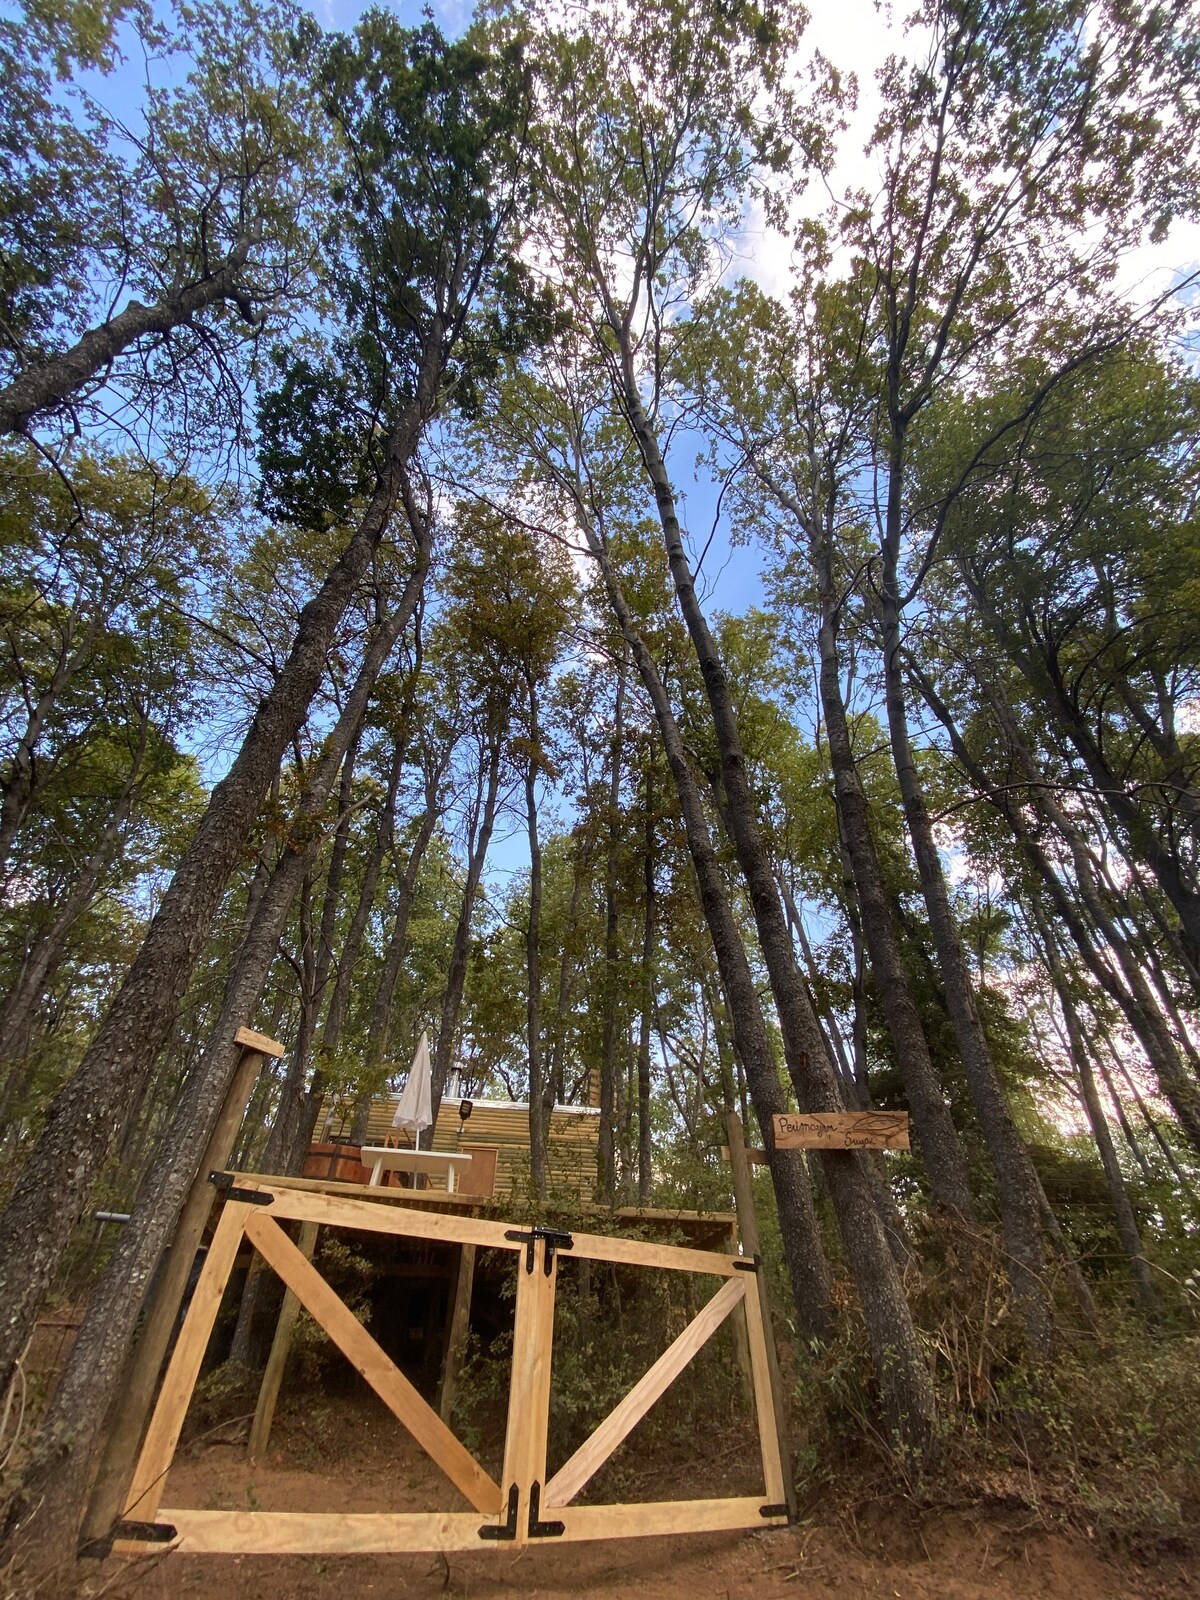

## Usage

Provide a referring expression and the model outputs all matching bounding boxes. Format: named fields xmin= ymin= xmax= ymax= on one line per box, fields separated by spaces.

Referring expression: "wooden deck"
xmin=229 ymin=1169 xmax=738 ymax=1253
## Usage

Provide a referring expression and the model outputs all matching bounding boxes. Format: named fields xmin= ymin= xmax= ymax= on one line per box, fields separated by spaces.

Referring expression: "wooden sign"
xmin=772 ymin=1111 xmax=910 ymax=1151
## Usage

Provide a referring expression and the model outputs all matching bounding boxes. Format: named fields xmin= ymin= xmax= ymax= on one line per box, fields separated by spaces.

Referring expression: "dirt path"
xmin=94 ymin=1391 xmax=1196 ymax=1600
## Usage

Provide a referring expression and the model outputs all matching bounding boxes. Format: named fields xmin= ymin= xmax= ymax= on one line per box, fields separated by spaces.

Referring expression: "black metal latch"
xmin=479 ymin=1483 xmax=520 ymax=1541
xmin=80 ymin=1519 xmax=178 ymax=1558
xmin=209 ymin=1171 xmax=273 ymax=1205
xmin=504 ymin=1225 xmax=574 ymax=1275
xmin=528 ymin=1481 xmax=564 ymax=1538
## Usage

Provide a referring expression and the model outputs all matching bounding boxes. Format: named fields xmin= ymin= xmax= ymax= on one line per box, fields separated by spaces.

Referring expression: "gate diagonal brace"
xmin=479 ymin=1483 xmax=520 ymax=1541
xmin=528 ymin=1481 xmax=564 ymax=1538
xmin=504 ymin=1225 xmax=574 ymax=1274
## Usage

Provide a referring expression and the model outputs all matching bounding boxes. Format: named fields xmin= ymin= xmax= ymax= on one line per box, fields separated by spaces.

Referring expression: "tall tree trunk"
xmin=267 ymin=735 xmax=404 ymax=1170
xmin=335 ymin=776 xmax=444 ymax=1152
xmin=613 ymin=357 xmax=933 ymax=1448
xmin=877 ymin=517 xmax=1051 ymax=1359
xmin=757 ymin=467 xmax=975 ymax=1221
xmin=914 ymin=660 xmax=1200 ymax=1156
xmin=817 ymin=591 xmax=975 ymax=1219
xmin=637 ymin=755 xmax=656 ymax=1205
xmin=582 ymin=508 xmax=834 ymax=1345
xmin=597 ymin=661 xmax=626 ymax=1204
xmin=526 ymin=678 xmax=547 ymax=1197
xmin=425 ymin=733 xmax=503 ymax=1137
xmin=0 ymin=370 xmax=440 ymax=1404
xmin=1034 ymin=912 xmax=1160 ymax=1317
xmin=548 ymin=832 xmax=590 ymax=1107
xmin=3 ymin=534 xmax=429 ymax=1556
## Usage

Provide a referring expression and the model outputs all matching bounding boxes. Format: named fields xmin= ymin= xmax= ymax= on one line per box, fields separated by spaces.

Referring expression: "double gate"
xmin=117 ymin=1179 xmax=789 ymax=1555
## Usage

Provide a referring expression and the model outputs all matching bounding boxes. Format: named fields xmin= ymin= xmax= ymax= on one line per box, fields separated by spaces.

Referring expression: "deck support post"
xmin=438 ymin=1242 xmax=476 ymax=1423
xmin=247 ymin=1221 xmax=320 ymax=1460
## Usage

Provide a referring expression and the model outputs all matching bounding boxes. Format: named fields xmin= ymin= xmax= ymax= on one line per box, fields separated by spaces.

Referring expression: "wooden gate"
xmin=116 ymin=1178 xmax=789 ymax=1556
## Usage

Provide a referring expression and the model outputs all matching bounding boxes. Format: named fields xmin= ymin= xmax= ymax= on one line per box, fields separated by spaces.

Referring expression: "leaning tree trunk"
xmin=0 ymin=230 xmax=262 ymax=435
xmin=1036 ymin=916 xmax=1159 ymax=1317
xmin=614 ymin=354 xmax=934 ymax=1450
xmin=6 ymin=562 xmax=427 ymax=1558
xmin=914 ymin=660 xmax=1200 ymax=1158
xmin=0 ymin=360 xmax=441 ymax=1408
xmin=582 ymin=510 xmax=834 ymax=1344
xmin=815 ymin=576 xmax=975 ymax=1219
xmin=877 ymin=502 xmax=1051 ymax=1361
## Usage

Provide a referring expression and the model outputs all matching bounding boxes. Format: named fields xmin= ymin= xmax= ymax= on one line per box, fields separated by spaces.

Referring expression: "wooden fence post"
xmin=247 ymin=1221 xmax=319 ymax=1461
xmin=82 ymin=1026 xmax=285 ymax=1541
xmin=438 ymin=1243 xmax=477 ymax=1424
xmin=725 ymin=1107 xmax=796 ymax=1522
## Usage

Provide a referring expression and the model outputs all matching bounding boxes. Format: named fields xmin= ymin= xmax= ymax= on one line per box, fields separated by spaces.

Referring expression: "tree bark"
xmin=425 ymin=732 xmax=503 ymax=1136
xmin=613 ymin=354 xmax=934 ymax=1447
xmin=582 ymin=509 xmax=834 ymax=1345
xmin=1035 ymin=912 xmax=1160 ymax=1317
xmin=0 ymin=358 xmax=440 ymax=1404
xmin=0 ymin=231 xmax=261 ymax=435
xmin=6 ymin=554 xmax=427 ymax=1555
xmin=596 ymin=661 xmax=626 ymax=1204
xmin=637 ymin=754 xmax=656 ymax=1205
xmin=525 ymin=678 xmax=547 ymax=1197
xmin=811 ymin=560 xmax=975 ymax=1221
xmin=877 ymin=522 xmax=1052 ymax=1360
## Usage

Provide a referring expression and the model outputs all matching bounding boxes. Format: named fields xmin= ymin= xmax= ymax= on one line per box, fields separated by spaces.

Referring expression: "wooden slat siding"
xmin=319 ymin=1099 xmax=602 ymax=1201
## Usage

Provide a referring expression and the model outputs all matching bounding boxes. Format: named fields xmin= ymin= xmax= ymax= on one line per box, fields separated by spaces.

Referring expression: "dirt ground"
xmin=90 ymin=1389 xmax=1197 ymax=1600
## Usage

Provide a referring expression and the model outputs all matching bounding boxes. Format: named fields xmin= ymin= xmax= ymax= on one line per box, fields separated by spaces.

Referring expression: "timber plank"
xmin=500 ymin=1236 xmax=557 ymax=1546
xmin=551 ymin=1496 xmax=786 ymax=1541
xmin=160 ymin=1508 xmax=489 ymax=1555
xmin=545 ymin=1274 xmax=746 ymax=1507
xmin=243 ymin=1212 xmax=501 ymax=1514
xmin=250 ymin=1184 xmax=525 ymax=1251
xmin=121 ymin=1200 xmax=249 ymax=1530
xmin=566 ymin=1230 xmax=738 ymax=1276
xmin=233 ymin=1026 xmax=286 ymax=1058
xmin=247 ymin=1220 xmax=319 ymax=1461
xmin=741 ymin=1258 xmax=787 ymax=1508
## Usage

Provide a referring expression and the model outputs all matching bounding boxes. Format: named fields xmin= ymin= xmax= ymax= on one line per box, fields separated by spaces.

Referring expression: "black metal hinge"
xmin=528 ymin=1481 xmax=564 ymax=1538
xmin=209 ymin=1171 xmax=273 ymax=1205
xmin=504 ymin=1225 xmax=575 ymax=1274
xmin=759 ymin=1502 xmax=790 ymax=1520
xmin=80 ymin=1519 xmax=178 ymax=1558
xmin=733 ymin=1253 xmax=762 ymax=1272
xmin=479 ymin=1483 xmax=520 ymax=1541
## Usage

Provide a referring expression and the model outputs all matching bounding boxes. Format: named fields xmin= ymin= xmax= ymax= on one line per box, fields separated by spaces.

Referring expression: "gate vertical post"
xmin=725 ymin=1108 xmax=796 ymax=1521
xmin=499 ymin=1236 xmax=558 ymax=1545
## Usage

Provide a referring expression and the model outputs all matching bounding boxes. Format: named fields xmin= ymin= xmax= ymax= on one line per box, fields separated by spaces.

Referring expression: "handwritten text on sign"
xmin=773 ymin=1112 xmax=910 ymax=1151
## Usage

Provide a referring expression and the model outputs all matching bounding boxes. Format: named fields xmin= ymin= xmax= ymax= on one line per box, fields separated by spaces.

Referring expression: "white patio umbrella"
xmin=390 ymin=1031 xmax=433 ymax=1138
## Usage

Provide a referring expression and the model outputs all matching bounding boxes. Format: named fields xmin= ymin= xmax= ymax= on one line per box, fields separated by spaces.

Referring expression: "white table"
xmin=359 ymin=1146 xmax=475 ymax=1192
